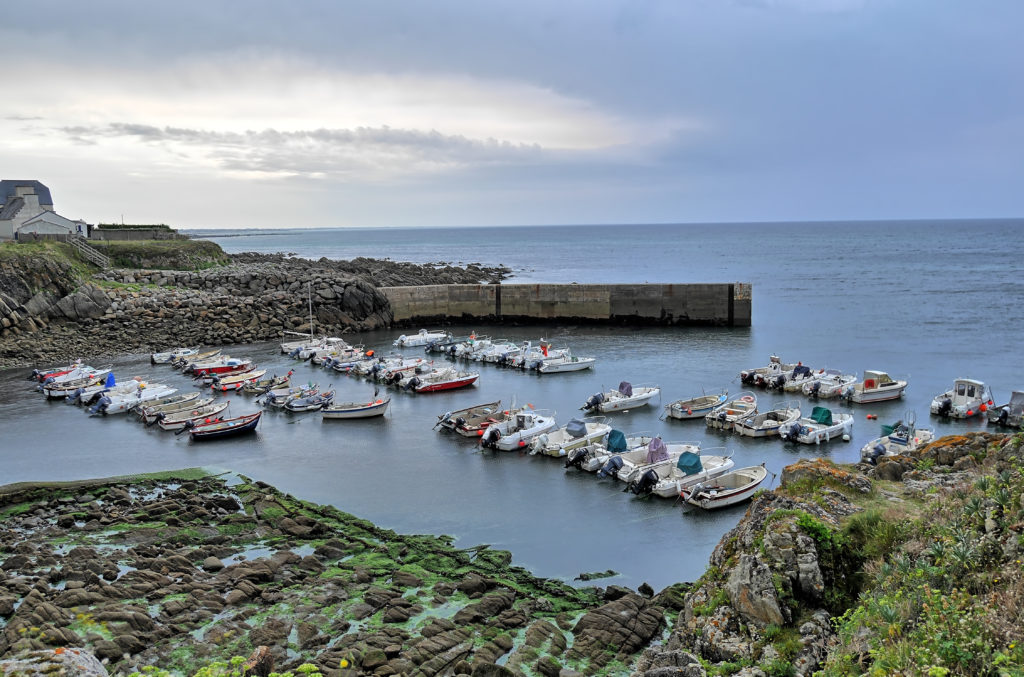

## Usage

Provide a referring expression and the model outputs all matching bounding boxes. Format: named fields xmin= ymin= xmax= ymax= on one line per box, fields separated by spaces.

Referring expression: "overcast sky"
xmin=3 ymin=0 xmax=1021 ymax=229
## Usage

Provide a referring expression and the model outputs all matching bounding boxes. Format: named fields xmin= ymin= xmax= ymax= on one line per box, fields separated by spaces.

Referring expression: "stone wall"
xmin=382 ymin=282 xmax=752 ymax=327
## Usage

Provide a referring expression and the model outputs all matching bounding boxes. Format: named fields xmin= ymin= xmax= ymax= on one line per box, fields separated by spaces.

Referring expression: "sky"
xmin=2 ymin=0 xmax=1022 ymax=229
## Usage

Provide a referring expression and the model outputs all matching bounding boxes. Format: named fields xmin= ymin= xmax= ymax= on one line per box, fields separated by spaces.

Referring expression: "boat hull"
xmin=189 ymin=412 xmax=261 ymax=441
xmin=322 ymin=399 xmax=390 ymax=419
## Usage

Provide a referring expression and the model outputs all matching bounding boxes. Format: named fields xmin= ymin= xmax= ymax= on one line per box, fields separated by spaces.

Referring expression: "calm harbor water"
xmin=2 ymin=219 xmax=1023 ymax=591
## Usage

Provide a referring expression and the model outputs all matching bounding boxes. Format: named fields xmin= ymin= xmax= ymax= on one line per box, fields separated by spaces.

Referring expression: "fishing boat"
xmin=188 ymin=357 xmax=252 ymax=378
xmin=137 ymin=392 xmax=204 ymax=423
xmin=860 ymin=413 xmax=934 ymax=463
xmin=929 ymin=378 xmax=995 ymax=419
xmin=989 ymin=391 xmax=1024 ymax=428
xmin=284 ymin=389 xmax=335 ymax=413
xmin=150 ymin=347 xmax=199 ymax=364
xmin=663 ymin=390 xmax=729 ymax=421
xmin=528 ymin=417 xmax=611 ymax=457
xmin=407 ymin=367 xmax=480 ymax=393
xmin=157 ymin=401 xmax=231 ymax=431
xmin=733 ymin=404 xmax=802 ymax=438
xmin=242 ymin=372 xmax=292 ymax=395
xmin=537 ymin=354 xmax=596 ymax=373
xmin=626 ymin=450 xmax=736 ymax=498
xmin=211 ymin=369 xmax=268 ymax=392
xmin=581 ymin=382 xmax=661 ymax=413
xmin=681 ymin=464 xmax=771 ymax=510
xmin=188 ymin=411 xmax=261 ymax=441
xmin=480 ymin=408 xmax=557 ymax=451
xmin=780 ymin=406 xmax=853 ymax=444
xmin=802 ymin=370 xmax=857 ymax=399
xmin=565 ymin=430 xmax=657 ymax=472
xmin=841 ymin=370 xmax=908 ymax=404
xmin=393 ymin=328 xmax=452 ymax=348
xmin=436 ymin=400 xmax=506 ymax=437
xmin=704 ymin=392 xmax=757 ymax=430
xmin=322 ymin=396 xmax=391 ymax=419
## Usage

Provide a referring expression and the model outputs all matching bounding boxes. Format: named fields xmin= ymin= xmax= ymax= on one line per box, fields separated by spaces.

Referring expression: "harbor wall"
xmin=380 ymin=283 xmax=752 ymax=327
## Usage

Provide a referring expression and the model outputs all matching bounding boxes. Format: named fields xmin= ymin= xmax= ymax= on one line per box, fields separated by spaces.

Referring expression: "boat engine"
xmin=936 ymin=397 xmax=953 ymax=417
xmin=289 ymin=347 xmax=302 ymax=359
xmin=782 ymin=422 xmax=802 ymax=441
xmin=66 ymin=387 xmax=85 ymax=405
xmin=809 ymin=381 xmax=822 ymax=398
xmin=147 ymin=412 xmax=165 ymax=427
xmin=865 ymin=443 xmax=886 ymax=465
xmin=740 ymin=370 xmax=754 ymax=384
xmin=89 ymin=395 xmax=112 ymax=416
xmin=597 ymin=455 xmax=624 ymax=479
xmin=628 ymin=469 xmax=659 ymax=496
xmin=481 ymin=427 xmax=501 ymax=449
xmin=583 ymin=392 xmax=604 ymax=411
xmin=769 ymin=375 xmax=786 ymax=390
xmin=530 ymin=433 xmax=550 ymax=453
xmin=565 ymin=446 xmax=591 ymax=470
xmin=996 ymin=407 xmax=1010 ymax=427
xmin=404 ymin=376 xmax=421 ymax=391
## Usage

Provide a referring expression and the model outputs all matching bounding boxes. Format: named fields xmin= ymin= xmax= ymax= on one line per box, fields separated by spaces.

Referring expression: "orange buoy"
xmin=980 ymin=404 xmax=988 ymax=413
xmin=967 ymin=410 xmax=974 ymax=417
xmin=866 ymin=414 xmax=877 ymax=420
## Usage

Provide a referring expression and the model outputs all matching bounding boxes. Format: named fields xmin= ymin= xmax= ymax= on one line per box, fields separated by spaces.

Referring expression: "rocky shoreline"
xmin=0 ymin=248 xmax=510 ymax=368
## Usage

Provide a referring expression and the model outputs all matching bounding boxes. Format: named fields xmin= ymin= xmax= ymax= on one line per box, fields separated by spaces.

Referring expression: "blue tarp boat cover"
xmin=811 ymin=406 xmax=833 ymax=425
xmin=607 ymin=429 xmax=627 ymax=453
xmin=619 ymin=381 xmax=633 ymax=397
xmin=104 ymin=372 xmax=115 ymax=387
xmin=646 ymin=437 xmax=668 ymax=463
xmin=793 ymin=365 xmax=812 ymax=378
xmin=676 ymin=451 xmax=703 ymax=475
xmin=566 ymin=418 xmax=587 ymax=438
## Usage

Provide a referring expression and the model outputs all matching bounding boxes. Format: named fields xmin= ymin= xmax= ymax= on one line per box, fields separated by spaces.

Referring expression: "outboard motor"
xmin=865 ymin=443 xmax=886 ymax=465
xmin=146 ymin=412 xmax=166 ymax=428
xmin=740 ymin=370 xmax=754 ymax=385
xmin=289 ymin=347 xmax=302 ymax=359
xmin=42 ymin=376 xmax=56 ymax=387
xmin=89 ymin=395 xmax=113 ymax=416
xmin=454 ymin=416 xmax=466 ymax=430
xmin=770 ymin=375 xmax=786 ymax=391
xmin=565 ymin=446 xmax=591 ymax=470
xmin=66 ymin=387 xmax=85 ymax=405
xmin=404 ymin=376 xmax=421 ymax=392
xmin=530 ymin=433 xmax=550 ymax=453
xmin=936 ymin=397 xmax=953 ymax=418
xmin=782 ymin=422 xmax=802 ymax=441
xmin=481 ymin=427 xmax=501 ymax=449
xmin=597 ymin=455 xmax=624 ymax=479
xmin=996 ymin=407 xmax=1010 ymax=427
xmin=628 ymin=469 xmax=660 ymax=496
xmin=809 ymin=381 xmax=822 ymax=398
xmin=583 ymin=392 xmax=604 ymax=411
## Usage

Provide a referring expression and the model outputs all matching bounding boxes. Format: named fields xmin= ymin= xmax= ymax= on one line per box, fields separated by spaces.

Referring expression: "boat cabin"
xmin=948 ymin=378 xmax=992 ymax=408
xmin=862 ymin=370 xmax=895 ymax=389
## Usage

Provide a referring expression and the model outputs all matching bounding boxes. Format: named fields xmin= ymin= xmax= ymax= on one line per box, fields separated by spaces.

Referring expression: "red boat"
xmin=191 ymin=359 xmax=253 ymax=378
xmin=410 ymin=368 xmax=480 ymax=393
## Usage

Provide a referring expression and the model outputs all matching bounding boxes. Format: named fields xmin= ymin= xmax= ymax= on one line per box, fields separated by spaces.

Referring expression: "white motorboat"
xmin=322 ymin=396 xmax=391 ymax=419
xmin=841 ymin=370 xmax=908 ymax=404
xmin=76 ymin=377 xmax=148 ymax=406
xmin=581 ymin=382 xmax=661 ymax=413
xmin=393 ymin=329 xmax=453 ymax=348
xmin=172 ymin=349 xmax=221 ymax=370
xmin=861 ymin=413 xmax=934 ymax=463
xmin=780 ymin=406 xmax=853 ymax=444
xmin=39 ymin=366 xmax=111 ymax=396
xmin=435 ymin=400 xmax=505 ymax=437
xmin=930 ymin=378 xmax=994 ymax=419
xmin=137 ymin=393 xmax=205 ymax=422
xmin=537 ymin=354 xmax=596 ymax=373
xmin=157 ymin=401 xmax=231 ymax=431
xmin=681 ymin=465 xmax=771 ymax=510
xmin=733 ymin=404 xmax=801 ymax=438
xmin=763 ymin=363 xmax=813 ymax=391
xmin=529 ymin=417 xmax=611 ymax=457
xmin=779 ymin=365 xmax=819 ymax=392
xmin=284 ymin=390 xmax=335 ymax=413
xmin=406 ymin=367 xmax=480 ymax=393
xmin=739 ymin=355 xmax=798 ymax=388
xmin=989 ymin=391 xmax=1024 ymax=428
xmin=705 ymin=392 xmax=757 ymax=430
xmin=150 ymin=347 xmax=199 ymax=364
xmin=626 ymin=450 xmax=736 ymax=498
xmin=610 ymin=437 xmax=702 ymax=483
xmin=263 ymin=384 xmax=319 ymax=408
xmin=802 ymin=370 xmax=857 ymax=399
xmin=53 ymin=372 xmax=119 ymax=402
xmin=89 ymin=382 xmax=178 ymax=416
xmin=566 ymin=430 xmax=656 ymax=472
xmin=663 ymin=390 xmax=729 ymax=421
xmin=480 ymin=409 xmax=557 ymax=451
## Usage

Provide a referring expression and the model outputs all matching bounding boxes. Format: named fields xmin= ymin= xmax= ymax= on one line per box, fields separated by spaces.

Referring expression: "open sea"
xmin=2 ymin=219 xmax=1023 ymax=591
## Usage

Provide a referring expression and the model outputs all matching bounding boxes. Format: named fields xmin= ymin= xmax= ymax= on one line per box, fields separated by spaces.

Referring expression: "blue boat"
xmin=188 ymin=411 xmax=261 ymax=441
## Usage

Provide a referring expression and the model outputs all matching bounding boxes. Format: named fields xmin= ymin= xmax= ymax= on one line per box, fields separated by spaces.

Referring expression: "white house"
xmin=0 ymin=180 xmax=87 ymax=239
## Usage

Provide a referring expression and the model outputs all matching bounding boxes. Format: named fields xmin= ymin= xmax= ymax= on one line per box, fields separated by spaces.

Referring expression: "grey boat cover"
xmin=607 ymin=429 xmax=627 ymax=453
xmin=566 ymin=418 xmax=588 ymax=438
xmin=619 ymin=381 xmax=633 ymax=397
xmin=646 ymin=437 xmax=668 ymax=463
xmin=676 ymin=451 xmax=703 ymax=476
xmin=1009 ymin=391 xmax=1024 ymax=415
xmin=810 ymin=406 xmax=833 ymax=426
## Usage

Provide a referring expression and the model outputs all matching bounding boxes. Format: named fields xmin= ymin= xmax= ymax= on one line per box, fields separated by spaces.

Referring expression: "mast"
xmin=308 ymin=281 xmax=314 ymax=341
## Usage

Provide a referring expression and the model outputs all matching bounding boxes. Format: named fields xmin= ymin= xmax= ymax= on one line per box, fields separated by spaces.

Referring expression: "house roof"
xmin=0 ymin=196 xmax=24 ymax=220
xmin=0 ymin=180 xmax=53 ymax=207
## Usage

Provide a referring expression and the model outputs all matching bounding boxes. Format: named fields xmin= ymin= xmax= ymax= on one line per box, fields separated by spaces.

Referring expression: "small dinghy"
xmin=158 ymin=401 xmax=231 ymax=431
xmin=705 ymin=392 xmax=757 ymax=431
xmin=989 ymin=391 xmax=1024 ymax=428
xmin=860 ymin=413 xmax=934 ymax=463
xmin=663 ymin=390 xmax=729 ymax=421
xmin=733 ymin=404 xmax=801 ymax=438
xmin=681 ymin=464 xmax=771 ymax=510
xmin=435 ymin=400 xmax=504 ymax=437
xmin=188 ymin=411 xmax=261 ymax=441
xmin=480 ymin=409 xmax=557 ymax=451
xmin=780 ymin=406 xmax=853 ymax=444
xmin=581 ymin=381 xmax=661 ymax=413
xmin=529 ymin=417 xmax=611 ymax=457
xmin=322 ymin=396 xmax=390 ymax=419
xmin=930 ymin=378 xmax=994 ymax=419
xmin=626 ymin=450 xmax=735 ymax=498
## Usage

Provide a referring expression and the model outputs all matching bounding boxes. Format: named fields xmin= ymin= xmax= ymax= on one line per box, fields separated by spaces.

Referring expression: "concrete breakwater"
xmin=382 ymin=283 xmax=752 ymax=327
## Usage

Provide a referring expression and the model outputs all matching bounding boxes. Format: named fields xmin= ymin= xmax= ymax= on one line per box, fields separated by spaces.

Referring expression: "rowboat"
xmin=704 ymin=392 xmax=757 ymax=431
xmin=242 ymin=373 xmax=292 ymax=395
xmin=211 ymin=369 xmax=268 ymax=392
xmin=626 ymin=450 xmax=735 ymax=498
xmin=663 ymin=390 xmax=729 ymax=421
xmin=157 ymin=401 xmax=231 ymax=431
xmin=841 ymin=370 xmax=908 ymax=404
xmin=435 ymin=400 xmax=504 ymax=437
xmin=139 ymin=394 xmax=209 ymax=424
xmin=581 ymin=382 xmax=661 ymax=413
xmin=188 ymin=411 xmax=261 ymax=441
xmin=528 ymin=417 xmax=611 ymax=457
xmin=733 ymin=404 xmax=801 ymax=438
xmin=681 ymin=464 xmax=771 ymax=510
xmin=322 ymin=396 xmax=391 ymax=419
